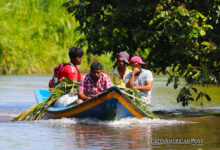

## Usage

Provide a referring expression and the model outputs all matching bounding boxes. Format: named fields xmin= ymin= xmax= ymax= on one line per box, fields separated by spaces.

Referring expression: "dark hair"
xmin=90 ymin=62 xmax=102 ymax=70
xmin=69 ymin=47 xmax=84 ymax=59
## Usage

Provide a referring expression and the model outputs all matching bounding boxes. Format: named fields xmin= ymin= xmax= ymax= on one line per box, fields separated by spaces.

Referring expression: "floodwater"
xmin=0 ymin=76 xmax=220 ymax=149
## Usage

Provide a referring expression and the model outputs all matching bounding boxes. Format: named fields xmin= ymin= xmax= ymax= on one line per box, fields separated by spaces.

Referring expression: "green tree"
xmin=64 ymin=0 xmax=220 ymax=106
xmin=0 ymin=0 xmax=114 ymax=75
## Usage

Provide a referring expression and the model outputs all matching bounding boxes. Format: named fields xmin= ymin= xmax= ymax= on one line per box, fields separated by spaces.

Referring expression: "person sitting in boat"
xmin=110 ymin=52 xmax=132 ymax=88
xmin=49 ymin=46 xmax=84 ymax=88
xmin=77 ymin=62 xmax=112 ymax=104
xmin=125 ymin=56 xmax=153 ymax=104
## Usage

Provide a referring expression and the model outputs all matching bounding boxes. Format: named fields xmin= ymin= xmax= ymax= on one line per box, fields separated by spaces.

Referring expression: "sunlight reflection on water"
xmin=0 ymin=76 xmax=220 ymax=149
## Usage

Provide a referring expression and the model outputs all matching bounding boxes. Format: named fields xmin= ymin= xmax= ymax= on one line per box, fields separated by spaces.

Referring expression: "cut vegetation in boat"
xmin=12 ymin=78 xmax=158 ymax=121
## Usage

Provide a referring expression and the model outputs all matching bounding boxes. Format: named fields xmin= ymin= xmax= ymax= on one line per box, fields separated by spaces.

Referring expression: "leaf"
xmin=177 ymin=95 xmax=181 ymax=103
xmin=189 ymin=97 xmax=194 ymax=101
xmin=185 ymin=101 xmax=188 ymax=106
xmin=203 ymin=24 xmax=213 ymax=29
xmin=200 ymin=29 xmax=206 ymax=36
xmin=62 ymin=1 xmax=74 ymax=7
xmin=182 ymin=100 xmax=186 ymax=107
xmin=185 ymin=88 xmax=192 ymax=96
xmin=192 ymin=71 xmax=201 ymax=79
xmin=191 ymin=87 xmax=198 ymax=93
xmin=201 ymin=41 xmax=210 ymax=46
xmin=67 ymin=6 xmax=75 ymax=13
xmin=196 ymin=92 xmax=203 ymax=101
xmin=149 ymin=20 xmax=154 ymax=26
xmin=197 ymin=12 xmax=205 ymax=19
xmin=174 ymin=81 xmax=178 ymax=89
xmin=174 ymin=77 xmax=179 ymax=89
xmin=166 ymin=76 xmax=173 ymax=86
xmin=204 ymin=94 xmax=211 ymax=101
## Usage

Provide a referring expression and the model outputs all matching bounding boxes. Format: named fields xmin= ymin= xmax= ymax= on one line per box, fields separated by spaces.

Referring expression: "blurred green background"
xmin=0 ymin=0 xmax=114 ymax=75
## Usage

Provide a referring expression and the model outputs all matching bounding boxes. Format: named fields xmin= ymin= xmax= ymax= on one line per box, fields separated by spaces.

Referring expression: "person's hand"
xmin=85 ymin=96 xmax=92 ymax=100
xmin=132 ymin=68 xmax=140 ymax=75
xmin=93 ymin=92 xmax=101 ymax=97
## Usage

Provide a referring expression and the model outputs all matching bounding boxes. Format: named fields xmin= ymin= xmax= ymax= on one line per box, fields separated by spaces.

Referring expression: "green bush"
xmin=0 ymin=0 xmax=113 ymax=75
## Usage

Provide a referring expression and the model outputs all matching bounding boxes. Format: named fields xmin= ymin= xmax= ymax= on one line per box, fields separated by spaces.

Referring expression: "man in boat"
xmin=110 ymin=52 xmax=132 ymax=88
xmin=77 ymin=62 xmax=112 ymax=104
xmin=49 ymin=46 xmax=84 ymax=88
xmin=125 ymin=56 xmax=153 ymax=104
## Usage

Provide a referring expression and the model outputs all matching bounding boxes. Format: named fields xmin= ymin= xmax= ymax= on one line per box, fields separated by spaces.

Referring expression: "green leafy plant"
xmin=12 ymin=78 xmax=79 ymax=121
xmin=63 ymin=0 xmax=220 ymax=106
xmin=0 ymin=0 xmax=114 ymax=75
xmin=119 ymin=87 xmax=158 ymax=119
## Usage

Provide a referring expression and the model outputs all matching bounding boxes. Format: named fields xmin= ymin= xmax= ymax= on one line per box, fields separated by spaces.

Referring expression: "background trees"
xmin=64 ymin=0 xmax=220 ymax=106
xmin=0 ymin=0 xmax=76 ymax=74
xmin=0 ymin=0 xmax=113 ymax=74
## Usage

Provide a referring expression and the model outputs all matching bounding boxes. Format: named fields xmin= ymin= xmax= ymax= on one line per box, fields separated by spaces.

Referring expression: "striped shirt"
xmin=125 ymin=69 xmax=153 ymax=101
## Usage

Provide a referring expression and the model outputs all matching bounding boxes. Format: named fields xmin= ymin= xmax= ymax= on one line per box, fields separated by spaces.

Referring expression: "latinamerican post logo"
xmin=151 ymin=138 xmax=203 ymax=145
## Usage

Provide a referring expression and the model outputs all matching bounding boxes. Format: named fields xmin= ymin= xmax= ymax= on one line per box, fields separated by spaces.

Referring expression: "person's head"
xmin=129 ymin=56 xmax=146 ymax=70
xmin=69 ymin=47 xmax=84 ymax=65
xmin=116 ymin=52 xmax=129 ymax=69
xmin=90 ymin=62 xmax=103 ymax=81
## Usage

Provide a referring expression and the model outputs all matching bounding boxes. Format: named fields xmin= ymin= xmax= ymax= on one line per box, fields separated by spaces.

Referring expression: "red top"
xmin=59 ymin=64 xmax=81 ymax=81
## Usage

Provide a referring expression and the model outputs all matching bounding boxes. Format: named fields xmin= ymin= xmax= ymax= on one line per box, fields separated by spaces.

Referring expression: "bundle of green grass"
xmin=12 ymin=78 xmax=157 ymax=121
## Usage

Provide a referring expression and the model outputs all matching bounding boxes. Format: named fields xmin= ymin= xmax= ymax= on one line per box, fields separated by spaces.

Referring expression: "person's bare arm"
xmin=126 ymin=73 xmax=135 ymax=88
xmin=126 ymin=68 xmax=140 ymax=88
xmin=78 ymin=90 xmax=92 ymax=101
xmin=134 ymin=81 xmax=153 ymax=92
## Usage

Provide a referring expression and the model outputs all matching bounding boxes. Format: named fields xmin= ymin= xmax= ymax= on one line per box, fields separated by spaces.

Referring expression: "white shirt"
xmin=125 ymin=69 xmax=153 ymax=102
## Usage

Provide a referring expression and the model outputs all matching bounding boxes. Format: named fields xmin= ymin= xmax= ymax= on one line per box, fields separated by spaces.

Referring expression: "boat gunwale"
xmin=44 ymin=87 xmax=149 ymax=118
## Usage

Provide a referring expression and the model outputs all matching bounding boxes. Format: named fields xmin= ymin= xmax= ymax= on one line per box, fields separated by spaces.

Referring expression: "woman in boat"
xmin=77 ymin=62 xmax=112 ymax=104
xmin=110 ymin=52 xmax=132 ymax=88
xmin=125 ymin=56 xmax=153 ymax=104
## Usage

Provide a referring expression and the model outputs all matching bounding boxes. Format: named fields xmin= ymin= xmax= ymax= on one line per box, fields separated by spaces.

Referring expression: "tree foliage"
xmin=0 ymin=0 xmax=77 ymax=74
xmin=0 ymin=0 xmax=113 ymax=75
xmin=64 ymin=0 xmax=220 ymax=106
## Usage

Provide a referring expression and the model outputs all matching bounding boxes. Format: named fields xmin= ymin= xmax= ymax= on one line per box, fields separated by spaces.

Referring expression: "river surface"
xmin=0 ymin=76 xmax=220 ymax=149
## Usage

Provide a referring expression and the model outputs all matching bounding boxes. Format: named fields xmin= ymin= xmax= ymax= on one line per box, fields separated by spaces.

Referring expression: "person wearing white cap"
xmin=125 ymin=56 xmax=153 ymax=104
xmin=110 ymin=52 xmax=132 ymax=88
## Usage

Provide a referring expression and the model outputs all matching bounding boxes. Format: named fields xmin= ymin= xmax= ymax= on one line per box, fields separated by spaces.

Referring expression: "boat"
xmin=34 ymin=86 xmax=151 ymax=120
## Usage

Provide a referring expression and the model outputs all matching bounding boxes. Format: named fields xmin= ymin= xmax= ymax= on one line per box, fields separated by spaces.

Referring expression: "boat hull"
xmin=34 ymin=87 xmax=149 ymax=120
